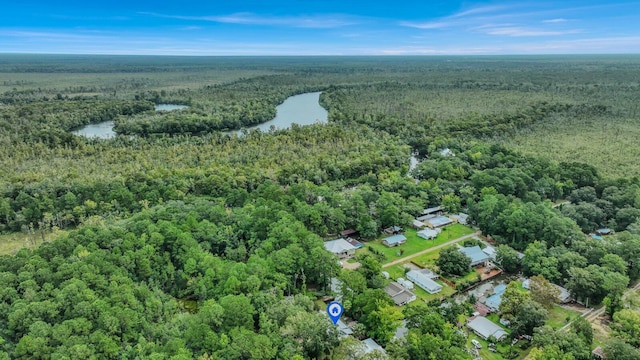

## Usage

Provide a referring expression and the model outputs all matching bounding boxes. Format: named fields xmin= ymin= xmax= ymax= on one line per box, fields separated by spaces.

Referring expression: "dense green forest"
xmin=1 ymin=55 xmax=640 ymax=359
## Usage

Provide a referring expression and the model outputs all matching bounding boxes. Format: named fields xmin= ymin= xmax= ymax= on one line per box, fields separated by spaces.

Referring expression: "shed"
xmin=459 ymin=245 xmax=490 ymax=267
xmin=382 ymin=234 xmax=407 ymax=247
xmin=324 ymin=238 xmax=357 ymax=259
xmin=406 ymin=269 xmax=442 ymax=294
xmin=412 ymin=219 xmax=427 ymax=229
xmin=596 ymin=228 xmax=612 ymax=236
xmin=592 ymin=346 xmax=604 ymax=359
xmin=467 ymin=316 xmax=508 ymax=341
xmin=384 ymin=225 xmax=403 ymax=235
xmin=422 ymin=206 xmax=442 ymax=216
xmin=340 ymin=229 xmax=358 ymax=237
xmin=449 ymin=213 xmax=469 ymax=225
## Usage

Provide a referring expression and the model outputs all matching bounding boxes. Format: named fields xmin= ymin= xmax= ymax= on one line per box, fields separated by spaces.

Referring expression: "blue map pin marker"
xmin=326 ymin=301 xmax=344 ymax=325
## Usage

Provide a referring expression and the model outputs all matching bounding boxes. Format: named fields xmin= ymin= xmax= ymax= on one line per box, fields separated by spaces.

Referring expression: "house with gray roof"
xmin=467 ymin=316 xmax=508 ymax=341
xmin=324 ymin=238 xmax=357 ymax=259
xmin=382 ymin=234 xmax=407 ymax=247
xmin=417 ymin=228 xmax=441 ymax=240
xmin=406 ymin=269 xmax=442 ymax=294
xmin=424 ymin=215 xmax=453 ymax=229
xmin=459 ymin=245 xmax=490 ymax=267
xmin=384 ymin=281 xmax=416 ymax=306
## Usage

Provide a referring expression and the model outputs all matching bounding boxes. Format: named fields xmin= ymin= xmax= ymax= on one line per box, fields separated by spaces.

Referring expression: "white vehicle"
xmin=472 ymin=339 xmax=482 ymax=349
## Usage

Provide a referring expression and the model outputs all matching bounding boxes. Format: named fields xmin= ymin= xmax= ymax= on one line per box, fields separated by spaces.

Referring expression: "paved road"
xmin=382 ymin=231 xmax=482 ymax=269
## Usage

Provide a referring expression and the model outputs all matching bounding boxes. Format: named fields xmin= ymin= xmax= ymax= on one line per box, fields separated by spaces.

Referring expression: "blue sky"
xmin=1 ymin=0 xmax=639 ymax=55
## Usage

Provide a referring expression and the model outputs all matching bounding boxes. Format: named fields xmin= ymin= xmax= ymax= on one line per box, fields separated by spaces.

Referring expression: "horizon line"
xmin=1 ymin=52 xmax=640 ymax=57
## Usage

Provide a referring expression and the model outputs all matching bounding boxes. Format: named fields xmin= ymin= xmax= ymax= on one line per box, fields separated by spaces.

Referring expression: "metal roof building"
xmin=459 ymin=245 xmax=490 ymax=267
xmin=382 ymin=234 xmax=407 ymax=247
xmin=467 ymin=316 xmax=508 ymax=341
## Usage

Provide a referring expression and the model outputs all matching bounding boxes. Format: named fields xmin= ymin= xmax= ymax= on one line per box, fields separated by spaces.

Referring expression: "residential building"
xmin=406 ymin=269 xmax=442 ymax=294
xmin=484 ymin=283 xmax=507 ymax=312
xmin=384 ymin=281 xmax=416 ymax=306
xmin=467 ymin=316 xmax=508 ymax=341
xmin=424 ymin=215 xmax=453 ymax=229
xmin=382 ymin=234 xmax=407 ymax=247
xmin=459 ymin=245 xmax=490 ymax=267
xmin=417 ymin=228 xmax=441 ymax=240
xmin=324 ymin=238 xmax=357 ymax=259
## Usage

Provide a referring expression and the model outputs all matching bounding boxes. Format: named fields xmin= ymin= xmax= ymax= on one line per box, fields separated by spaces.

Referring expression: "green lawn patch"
xmin=385 ymin=265 xmax=407 ymax=280
xmin=468 ymin=334 xmax=523 ymax=360
xmin=363 ymin=224 xmax=475 ymax=265
xmin=410 ymin=251 xmax=440 ymax=268
xmin=546 ymin=305 xmax=580 ymax=329
xmin=407 ymin=280 xmax=457 ymax=304
xmin=0 ymin=230 xmax=68 ymax=256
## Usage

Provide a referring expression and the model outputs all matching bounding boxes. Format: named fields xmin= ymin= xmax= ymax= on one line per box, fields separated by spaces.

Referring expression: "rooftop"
xmin=383 ymin=234 xmax=407 ymax=245
xmin=324 ymin=238 xmax=356 ymax=254
xmin=459 ymin=245 xmax=490 ymax=265
xmin=467 ymin=316 xmax=508 ymax=340
xmin=406 ymin=269 xmax=442 ymax=293
xmin=384 ymin=281 xmax=416 ymax=306
xmin=423 ymin=206 xmax=442 ymax=214
xmin=417 ymin=228 xmax=440 ymax=239
xmin=426 ymin=215 xmax=453 ymax=227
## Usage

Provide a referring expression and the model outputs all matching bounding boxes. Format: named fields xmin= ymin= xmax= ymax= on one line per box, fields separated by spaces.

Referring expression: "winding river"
xmin=72 ymin=92 xmax=328 ymax=139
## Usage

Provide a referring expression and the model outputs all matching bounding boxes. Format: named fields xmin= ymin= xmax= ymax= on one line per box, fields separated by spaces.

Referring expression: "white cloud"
xmin=542 ymin=18 xmax=569 ymax=23
xmin=475 ymin=25 xmax=583 ymax=37
xmin=140 ymin=12 xmax=358 ymax=28
xmin=399 ymin=21 xmax=453 ymax=29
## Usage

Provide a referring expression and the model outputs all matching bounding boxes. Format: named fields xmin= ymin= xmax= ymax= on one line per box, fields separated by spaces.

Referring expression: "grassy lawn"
xmin=486 ymin=313 xmax=511 ymax=331
xmin=410 ymin=251 xmax=440 ymax=268
xmin=546 ymin=305 xmax=580 ymax=329
xmin=385 ymin=264 xmax=407 ymax=280
xmin=467 ymin=334 xmax=528 ymax=360
xmin=363 ymin=224 xmax=475 ymax=264
xmin=0 ymin=230 xmax=68 ymax=255
xmin=416 ymin=280 xmax=456 ymax=302
xmin=448 ymin=270 xmax=480 ymax=284
xmin=384 ymin=266 xmax=457 ymax=304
